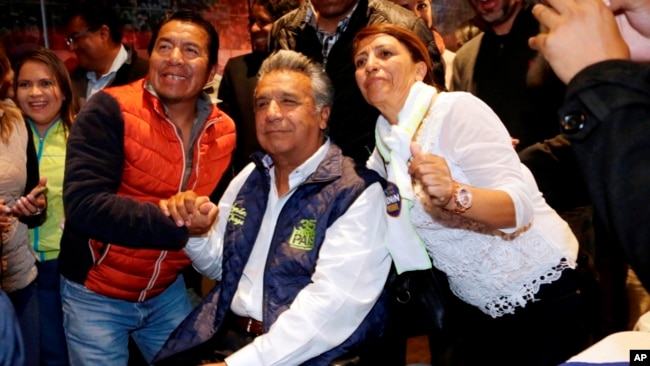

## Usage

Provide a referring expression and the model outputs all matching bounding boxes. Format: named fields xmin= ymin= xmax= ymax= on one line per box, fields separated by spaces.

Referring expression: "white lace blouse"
xmin=368 ymin=91 xmax=579 ymax=318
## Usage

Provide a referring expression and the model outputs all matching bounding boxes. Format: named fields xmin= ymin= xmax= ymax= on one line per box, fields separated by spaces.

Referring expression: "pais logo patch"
xmin=289 ymin=219 xmax=316 ymax=250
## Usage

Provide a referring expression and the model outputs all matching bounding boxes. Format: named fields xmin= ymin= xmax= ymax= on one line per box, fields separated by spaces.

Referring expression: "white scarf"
xmin=375 ymin=81 xmax=437 ymax=273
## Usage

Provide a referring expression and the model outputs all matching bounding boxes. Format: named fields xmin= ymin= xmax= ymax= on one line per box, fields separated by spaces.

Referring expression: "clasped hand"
xmin=159 ymin=191 xmax=218 ymax=236
xmin=407 ymin=142 xmax=454 ymax=209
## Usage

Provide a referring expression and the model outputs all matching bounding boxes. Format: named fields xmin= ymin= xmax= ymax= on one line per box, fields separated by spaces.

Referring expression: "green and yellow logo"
xmin=288 ymin=219 xmax=316 ymax=250
xmin=228 ymin=203 xmax=247 ymax=226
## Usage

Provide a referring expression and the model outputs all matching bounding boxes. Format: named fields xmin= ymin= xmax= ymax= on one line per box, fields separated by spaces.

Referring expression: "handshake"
xmin=159 ymin=191 xmax=219 ymax=236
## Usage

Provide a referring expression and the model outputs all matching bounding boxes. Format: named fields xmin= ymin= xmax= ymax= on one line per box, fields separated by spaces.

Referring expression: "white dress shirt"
xmin=185 ymin=140 xmax=390 ymax=365
xmin=85 ymin=44 xmax=128 ymax=99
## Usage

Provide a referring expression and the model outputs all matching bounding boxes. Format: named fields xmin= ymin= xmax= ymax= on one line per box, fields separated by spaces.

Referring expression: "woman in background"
xmin=354 ymin=24 xmax=591 ymax=366
xmin=0 ymin=42 xmax=47 ymax=366
xmin=388 ymin=0 xmax=455 ymax=88
xmin=14 ymin=47 xmax=79 ymax=366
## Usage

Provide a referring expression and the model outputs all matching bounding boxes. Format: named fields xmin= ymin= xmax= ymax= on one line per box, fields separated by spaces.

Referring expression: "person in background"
xmin=0 ymin=42 xmax=48 ymax=366
xmin=269 ymin=0 xmax=444 ymax=164
xmin=0 ymin=45 xmax=15 ymax=102
xmin=529 ymin=0 xmax=650 ymax=293
xmin=453 ymin=19 xmax=483 ymax=50
xmin=14 ymin=47 xmax=80 ymax=366
xmin=153 ymin=49 xmax=390 ymax=366
xmin=387 ymin=0 xmax=456 ymax=88
xmin=451 ymin=0 xmax=564 ymax=151
xmin=355 ymin=24 xmax=592 ymax=366
xmin=64 ymin=0 xmax=149 ymax=105
xmin=218 ymin=0 xmax=300 ymax=178
xmin=58 ymin=10 xmax=235 ymax=364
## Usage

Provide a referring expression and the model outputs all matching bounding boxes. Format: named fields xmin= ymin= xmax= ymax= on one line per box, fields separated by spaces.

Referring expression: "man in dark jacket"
xmin=530 ymin=0 xmax=650 ymax=292
xmin=64 ymin=0 xmax=149 ymax=105
xmin=153 ymin=50 xmax=390 ymax=366
xmin=217 ymin=0 xmax=300 ymax=178
xmin=269 ymin=0 xmax=444 ymax=164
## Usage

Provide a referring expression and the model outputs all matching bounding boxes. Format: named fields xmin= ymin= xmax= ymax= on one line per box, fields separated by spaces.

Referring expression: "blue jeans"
xmin=61 ymin=275 xmax=191 ymax=365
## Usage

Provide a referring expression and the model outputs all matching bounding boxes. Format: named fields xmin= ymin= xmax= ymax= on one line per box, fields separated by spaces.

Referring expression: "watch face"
xmin=457 ymin=187 xmax=472 ymax=208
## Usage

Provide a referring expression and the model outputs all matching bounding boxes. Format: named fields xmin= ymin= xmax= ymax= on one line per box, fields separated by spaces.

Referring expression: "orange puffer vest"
xmin=83 ymin=80 xmax=235 ymax=302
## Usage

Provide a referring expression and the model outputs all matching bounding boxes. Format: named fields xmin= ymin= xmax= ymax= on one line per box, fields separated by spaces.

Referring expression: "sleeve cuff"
xmin=224 ymin=343 xmax=264 ymax=366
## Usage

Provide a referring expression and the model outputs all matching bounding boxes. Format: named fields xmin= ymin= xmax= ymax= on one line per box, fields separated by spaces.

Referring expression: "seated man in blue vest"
xmin=153 ymin=50 xmax=391 ymax=365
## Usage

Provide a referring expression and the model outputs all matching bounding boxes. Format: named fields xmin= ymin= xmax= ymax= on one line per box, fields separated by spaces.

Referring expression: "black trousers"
xmin=154 ymin=314 xmax=255 ymax=365
xmin=155 ymin=312 xmax=376 ymax=366
xmin=446 ymin=267 xmax=597 ymax=366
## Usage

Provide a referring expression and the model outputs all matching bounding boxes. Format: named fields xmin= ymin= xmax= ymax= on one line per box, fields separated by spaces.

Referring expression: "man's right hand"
xmin=529 ymin=0 xmax=630 ymax=84
xmin=159 ymin=191 xmax=218 ymax=236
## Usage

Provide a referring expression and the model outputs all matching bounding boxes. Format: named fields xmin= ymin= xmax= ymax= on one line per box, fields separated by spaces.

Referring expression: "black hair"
xmin=253 ymin=0 xmax=300 ymax=20
xmin=64 ymin=0 xmax=123 ymax=44
xmin=147 ymin=10 xmax=219 ymax=67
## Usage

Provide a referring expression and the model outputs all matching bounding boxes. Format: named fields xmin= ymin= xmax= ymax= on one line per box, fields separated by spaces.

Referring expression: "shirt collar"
xmin=305 ymin=1 xmax=358 ymax=35
xmin=86 ymin=44 xmax=128 ymax=81
xmin=144 ymin=81 xmax=213 ymax=123
xmin=262 ymin=138 xmax=331 ymax=186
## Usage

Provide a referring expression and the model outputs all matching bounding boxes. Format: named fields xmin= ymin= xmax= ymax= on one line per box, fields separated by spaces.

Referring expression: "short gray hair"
xmin=257 ymin=50 xmax=333 ymax=111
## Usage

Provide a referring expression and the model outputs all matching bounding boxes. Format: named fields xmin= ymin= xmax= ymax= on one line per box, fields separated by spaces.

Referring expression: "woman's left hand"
xmin=12 ymin=177 xmax=47 ymax=217
xmin=408 ymin=142 xmax=453 ymax=208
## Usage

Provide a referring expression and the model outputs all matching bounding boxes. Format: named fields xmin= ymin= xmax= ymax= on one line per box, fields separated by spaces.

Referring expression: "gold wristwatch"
xmin=448 ymin=182 xmax=472 ymax=214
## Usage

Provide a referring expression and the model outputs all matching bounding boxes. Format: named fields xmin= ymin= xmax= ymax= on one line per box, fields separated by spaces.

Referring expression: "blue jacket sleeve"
xmin=63 ymin=92 xmax=189 ymax=249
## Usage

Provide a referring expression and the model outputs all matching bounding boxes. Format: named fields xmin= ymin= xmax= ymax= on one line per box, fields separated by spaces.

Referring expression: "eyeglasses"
xmin=65 ymin=28 xmax=95 ymax=46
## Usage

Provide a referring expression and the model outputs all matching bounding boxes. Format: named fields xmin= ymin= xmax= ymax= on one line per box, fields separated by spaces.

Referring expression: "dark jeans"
xmin=8 ymin=281 xmax=39 ymax=366
xmin=37 ymin=259 xmax=69 ymax=366
xmin=0 ymin=290 xmax=24 ymax=366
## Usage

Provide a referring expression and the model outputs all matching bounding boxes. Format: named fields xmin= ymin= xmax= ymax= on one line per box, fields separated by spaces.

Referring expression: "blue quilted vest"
xmin=154 ymin=144 xmax=387 ymax=365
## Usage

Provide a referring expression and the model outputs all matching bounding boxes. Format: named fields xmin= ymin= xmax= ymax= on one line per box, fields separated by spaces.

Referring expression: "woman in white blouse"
xmin=353 ymin=24 xmax=592 ymax=366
